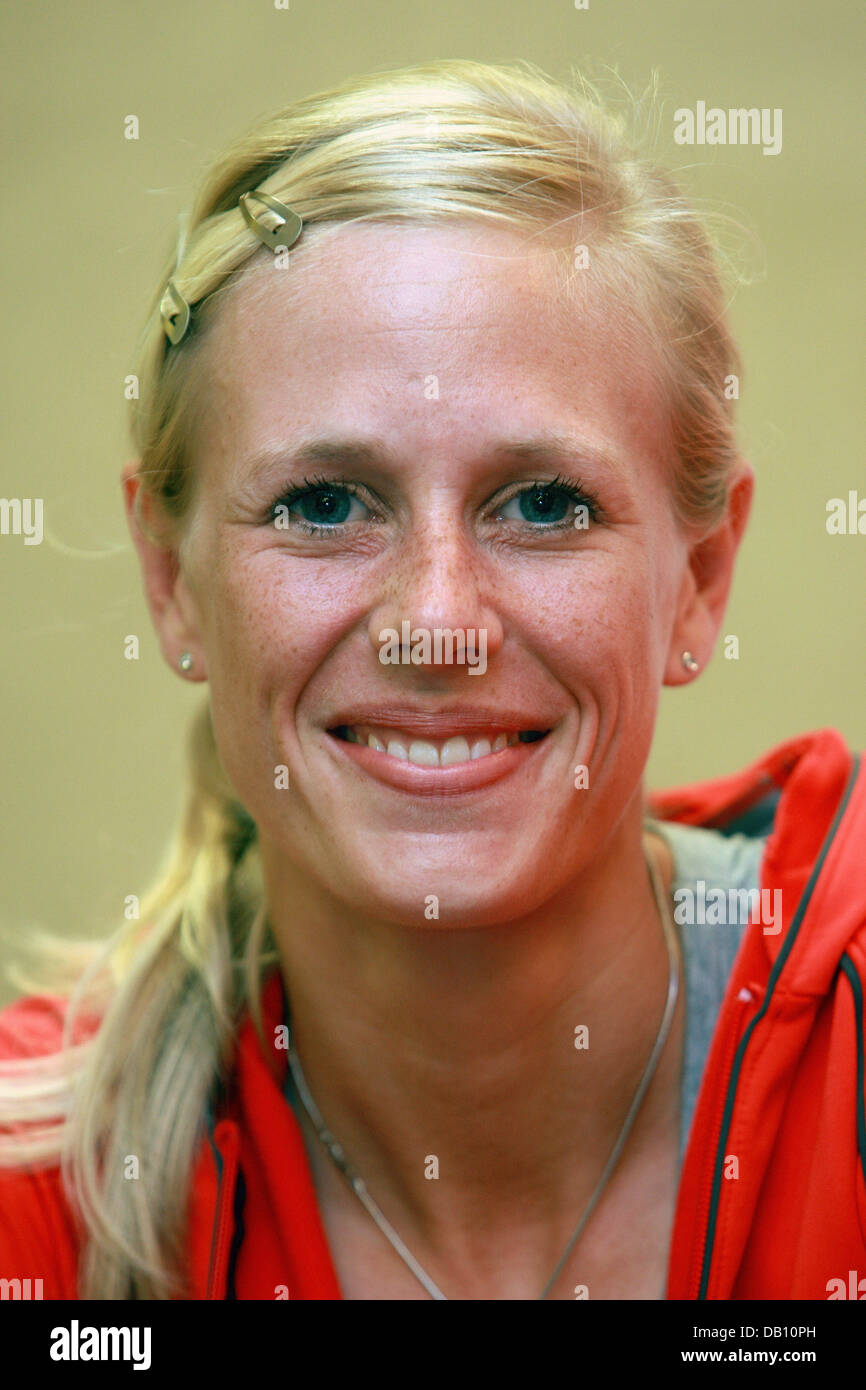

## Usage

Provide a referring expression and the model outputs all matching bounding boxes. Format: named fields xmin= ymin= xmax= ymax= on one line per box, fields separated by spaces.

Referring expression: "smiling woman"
xmin=0 ymin=58 xmax=864 ymax=1303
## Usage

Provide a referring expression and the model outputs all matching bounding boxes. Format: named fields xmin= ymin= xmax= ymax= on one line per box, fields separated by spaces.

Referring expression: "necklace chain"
xmin=286 ymin=843 xmax=681 ymax=1300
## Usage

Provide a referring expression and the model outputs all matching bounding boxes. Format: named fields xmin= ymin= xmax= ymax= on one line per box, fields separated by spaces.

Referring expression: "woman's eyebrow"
xmin=489 ymin=434 xmax=626 ymax=478
xmin=237 ymin=432 xmax=626 ymax=481
xmin=238 ymin=437 xmax=393 ymax=481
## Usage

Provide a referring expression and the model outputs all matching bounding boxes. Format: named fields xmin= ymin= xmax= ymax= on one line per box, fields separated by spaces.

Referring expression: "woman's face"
xmin=166 ymin=223 xmax=717 ymax=925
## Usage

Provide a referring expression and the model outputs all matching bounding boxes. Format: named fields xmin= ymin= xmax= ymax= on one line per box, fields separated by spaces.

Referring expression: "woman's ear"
xmin=663 ymin=462 xmax=754 ymax=686
xmin=121 ymin=460 xmax=208 ymax=681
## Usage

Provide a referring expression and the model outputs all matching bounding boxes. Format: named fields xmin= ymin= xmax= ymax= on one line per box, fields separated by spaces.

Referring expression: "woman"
xmin=0 ymin=58 xmax=863 ymax=1302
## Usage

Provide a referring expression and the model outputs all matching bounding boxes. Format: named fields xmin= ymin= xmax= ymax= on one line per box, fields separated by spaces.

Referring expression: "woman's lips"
xmin=325 ymin=724 xmax=552 ymax=796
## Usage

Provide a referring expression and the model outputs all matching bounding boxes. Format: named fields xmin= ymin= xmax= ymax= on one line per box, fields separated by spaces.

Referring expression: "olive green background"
xmin=1 ymin=0 xmax=863 ymax=985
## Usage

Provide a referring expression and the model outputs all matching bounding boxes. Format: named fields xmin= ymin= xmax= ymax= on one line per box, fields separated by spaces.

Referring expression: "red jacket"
xmin=1 ymin=727 xmax=864 ymax=1300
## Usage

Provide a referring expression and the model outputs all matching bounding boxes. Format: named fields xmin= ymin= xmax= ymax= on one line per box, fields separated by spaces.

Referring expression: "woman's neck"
xmin=259 ymin=797 xmax=682 ymax=1293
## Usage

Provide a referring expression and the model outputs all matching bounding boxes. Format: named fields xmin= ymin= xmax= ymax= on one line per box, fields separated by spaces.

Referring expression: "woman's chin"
xmin=332 ymin=861 xmax=541 ymax=929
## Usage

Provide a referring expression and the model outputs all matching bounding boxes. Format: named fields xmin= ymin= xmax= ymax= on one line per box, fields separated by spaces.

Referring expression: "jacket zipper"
xmin=686 ymin=985 xmax=759 ymax=1298
xmin=206 ymin=1123 xmax=240 ymax=1300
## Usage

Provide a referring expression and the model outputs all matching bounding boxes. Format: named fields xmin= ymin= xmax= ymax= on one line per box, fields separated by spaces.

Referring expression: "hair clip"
xmin=239 ymin=190 xmax=303 ymax=251
xmin=159 ymin=278 xmax=191 ymax=346
xmin=160 ymin=191 xmax=304 ymax=347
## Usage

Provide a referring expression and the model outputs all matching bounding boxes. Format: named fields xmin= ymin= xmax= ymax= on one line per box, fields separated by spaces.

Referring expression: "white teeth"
xmin=408 ymin=739 xmax=440 ymax=767
xmin=339 ymin=723 xmax=545 ymax=767
xmin=440 ymin=736 xmax=471 ymax=766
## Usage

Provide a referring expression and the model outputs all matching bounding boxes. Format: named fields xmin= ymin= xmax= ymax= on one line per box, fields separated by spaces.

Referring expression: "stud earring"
xmin=179 ymin=652 xmax=193 ymax=672
xmin=681 ymin=651 xmax=699 ymax=673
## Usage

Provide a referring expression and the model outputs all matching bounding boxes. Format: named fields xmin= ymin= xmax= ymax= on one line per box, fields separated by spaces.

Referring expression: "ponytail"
xmin=0 ymin=696 xmax=276 ymax=1299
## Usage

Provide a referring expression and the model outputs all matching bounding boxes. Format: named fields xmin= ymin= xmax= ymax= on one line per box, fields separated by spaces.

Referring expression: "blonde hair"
xmin=0 ymin=58 xmax=744 ymax=1298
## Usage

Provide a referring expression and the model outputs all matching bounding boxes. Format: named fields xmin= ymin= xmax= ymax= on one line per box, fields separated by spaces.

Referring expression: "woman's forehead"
xmin=193 ymin=222 xmax=671 ymax=480
xmin=209 ymin=220 xmax=644 ymax=353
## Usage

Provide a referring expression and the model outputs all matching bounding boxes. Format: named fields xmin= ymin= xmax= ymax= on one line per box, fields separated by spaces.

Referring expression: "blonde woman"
xmin=1 ymin=59 xmax=863 ymax=1302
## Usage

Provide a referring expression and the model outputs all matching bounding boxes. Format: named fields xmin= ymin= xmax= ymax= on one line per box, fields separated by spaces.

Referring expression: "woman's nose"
xmin=366 ymin=511 xmax=504 ymax=674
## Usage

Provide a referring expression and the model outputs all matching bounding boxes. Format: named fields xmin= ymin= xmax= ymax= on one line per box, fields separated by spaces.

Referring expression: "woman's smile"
xmin=324 ymin=718 xmax=555 ymax=795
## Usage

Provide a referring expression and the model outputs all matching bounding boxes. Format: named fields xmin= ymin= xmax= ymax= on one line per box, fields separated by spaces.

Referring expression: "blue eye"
xmin=269 ymin=477 xmax=368 ymax=532
xmin=499 ymin=477 xmax=600 ymax=529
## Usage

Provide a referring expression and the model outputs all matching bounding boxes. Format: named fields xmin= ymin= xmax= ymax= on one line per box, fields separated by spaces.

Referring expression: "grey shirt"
xmin=645 ymin=818 xmax=767 ymax=1166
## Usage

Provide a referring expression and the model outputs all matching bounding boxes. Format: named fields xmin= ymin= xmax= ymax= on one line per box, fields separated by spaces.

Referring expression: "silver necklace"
xmin=286 ymin=844 xmax=680 ymax=1300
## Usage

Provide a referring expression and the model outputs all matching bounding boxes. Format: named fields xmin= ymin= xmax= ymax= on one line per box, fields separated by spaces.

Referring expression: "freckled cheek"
xmin=532 ymin=563 xmax=659 ymax=665
xmin=535 ymin=579 xmax=662 ymax=755
xmin=210 ymin=567 xmax=349 ymax=699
